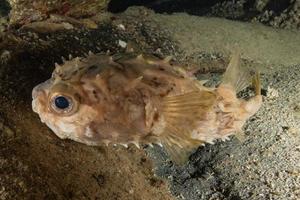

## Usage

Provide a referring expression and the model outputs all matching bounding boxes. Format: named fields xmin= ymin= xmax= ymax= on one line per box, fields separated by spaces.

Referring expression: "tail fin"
xmin=252 ymin=71 xmax=261 ymax=95
xmin=221 ymin=50 xmax=252 ymax=93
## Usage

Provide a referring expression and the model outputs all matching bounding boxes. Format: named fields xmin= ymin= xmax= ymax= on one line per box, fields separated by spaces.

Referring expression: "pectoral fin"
xmin=159 ymin=91 xmax=217 ymax=164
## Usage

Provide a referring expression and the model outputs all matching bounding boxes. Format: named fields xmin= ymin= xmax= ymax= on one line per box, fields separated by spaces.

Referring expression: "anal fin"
xmin=162 ymin=132 xmax=204 ymax=165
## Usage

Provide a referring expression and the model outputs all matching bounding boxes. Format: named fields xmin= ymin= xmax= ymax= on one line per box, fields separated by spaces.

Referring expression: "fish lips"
xmin=32 ymin=79 xmax=54 ymax=114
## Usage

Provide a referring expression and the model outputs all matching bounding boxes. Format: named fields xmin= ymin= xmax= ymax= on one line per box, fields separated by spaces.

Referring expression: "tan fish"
xmin=32 ymin=51 xmax=262 ymax=164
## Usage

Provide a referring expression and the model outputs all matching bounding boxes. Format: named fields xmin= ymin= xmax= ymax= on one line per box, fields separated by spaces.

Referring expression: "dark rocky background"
xmin=108 ymin=0 xmax=300 ymax=30
xmin=0 ymin=1 xmax=299 ymax=200
xmin=2 ymin=0 xmax=300 ymax=30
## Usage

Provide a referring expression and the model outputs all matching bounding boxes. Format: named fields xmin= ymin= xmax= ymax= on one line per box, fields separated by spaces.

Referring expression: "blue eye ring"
xmin=50 ymin=94 xmax=76 ymax=115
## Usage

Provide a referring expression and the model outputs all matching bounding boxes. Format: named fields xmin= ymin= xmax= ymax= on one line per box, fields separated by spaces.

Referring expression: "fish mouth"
xmin=32 ymin=79 xmax=53 ymax=99
xmin=32 ymin=79 xmax=53 ymax=113
xmin=32 ymin=86 xmax=40 ymax=100
xmin=32 ymin=85 xmax=43 ymax=113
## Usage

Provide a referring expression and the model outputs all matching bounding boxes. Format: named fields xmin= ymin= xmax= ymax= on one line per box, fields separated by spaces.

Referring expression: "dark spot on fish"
xmin=87 ymin=65 xmax=98 ymax=72
xmin=151 ymin=77 xmax=162 ymax=87
xmin=74 ymin=93 xmax=81 ymax=103
xmin=165 ymin=87 xmax=174 ymax=94
xmin=153 ymin=112 xmax=159 ymax=121
xmin=140 ymin=157 xmax=147 ymax=163
xmin=92 ymin=90 xmax=99 ymax=100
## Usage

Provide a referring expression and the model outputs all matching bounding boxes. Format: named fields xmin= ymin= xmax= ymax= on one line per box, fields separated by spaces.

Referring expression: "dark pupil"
xmin=55 ymin=96 xmax=70 ymax=109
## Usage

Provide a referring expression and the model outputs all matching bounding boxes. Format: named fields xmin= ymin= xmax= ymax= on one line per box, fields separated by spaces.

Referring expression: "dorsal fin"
xmin=221 ymin=50 xmax=252 ymax=92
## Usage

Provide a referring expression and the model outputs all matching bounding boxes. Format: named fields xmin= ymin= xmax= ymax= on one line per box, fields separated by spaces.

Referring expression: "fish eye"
xmin=54 ymin=96 xmax=71 ymax=109
xmin=50 ymin=94 xmax=78 ymax=115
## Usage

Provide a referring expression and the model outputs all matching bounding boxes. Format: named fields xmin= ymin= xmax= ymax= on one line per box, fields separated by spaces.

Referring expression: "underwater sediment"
xmin=0 ymin=1 xmax=300 ymax=200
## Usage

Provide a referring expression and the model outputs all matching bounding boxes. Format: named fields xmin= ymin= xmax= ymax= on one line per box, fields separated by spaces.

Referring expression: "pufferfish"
xmin=32 ymin=51 xmax=262 ymax=164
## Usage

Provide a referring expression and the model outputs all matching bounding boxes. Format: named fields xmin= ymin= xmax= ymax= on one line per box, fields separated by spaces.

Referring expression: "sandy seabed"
xmin=0 ymin=6 xmax=299 ymax=200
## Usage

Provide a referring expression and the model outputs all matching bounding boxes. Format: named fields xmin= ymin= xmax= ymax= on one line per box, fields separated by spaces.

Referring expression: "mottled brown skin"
xmin=32 ymin=52 xmax=262 ymax=163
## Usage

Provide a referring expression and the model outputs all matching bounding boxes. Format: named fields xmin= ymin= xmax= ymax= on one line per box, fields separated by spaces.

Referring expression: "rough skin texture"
xmin=32 ymin=51 xmax=262 ymax=163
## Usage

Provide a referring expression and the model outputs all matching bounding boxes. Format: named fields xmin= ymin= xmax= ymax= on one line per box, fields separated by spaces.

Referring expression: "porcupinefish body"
xmin=32 ymin=51 xmax=262 ymax=164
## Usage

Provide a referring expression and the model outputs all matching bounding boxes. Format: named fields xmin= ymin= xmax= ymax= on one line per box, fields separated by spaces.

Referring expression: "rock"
xmin=254 ymin=0 xmax=300 ymax=30
xmin=7 ymin=0 xmax=110 ymax=25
